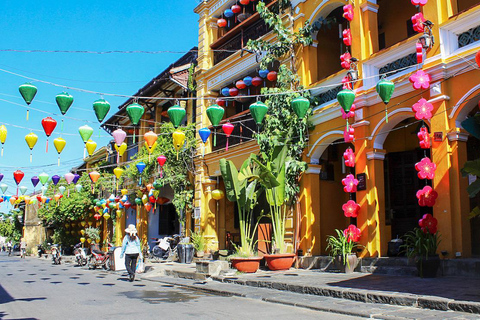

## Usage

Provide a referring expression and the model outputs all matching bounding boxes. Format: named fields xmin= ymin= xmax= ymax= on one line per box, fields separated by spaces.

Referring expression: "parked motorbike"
xmin=51 ymin=245 xmax=61 ymax=265
xmin=149 ymin=235 xmax=181 ymax=261
xmin=73 ymin=243 xmax=89 ymax=266
xmin=87 ymin=243 xmax=113 ymax=270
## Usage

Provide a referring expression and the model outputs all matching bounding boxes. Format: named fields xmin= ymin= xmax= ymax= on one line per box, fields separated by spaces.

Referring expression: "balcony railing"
xmin=211 ymin=111 xmax=256 ymax=152
xmin=458 ymin=24 xmax=480 ymax=48
xmin=316 ymin=85 xmax=343 ymax=105
xmin=378 ymin=52 xmax=417 ymax=77
xmin=213 ymin=18 xmax=270 ymax=65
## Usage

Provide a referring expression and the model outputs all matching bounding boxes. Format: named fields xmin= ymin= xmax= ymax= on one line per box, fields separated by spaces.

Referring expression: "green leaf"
xmin=220 ymin=158 xmax=238 ymax=203
xmin=252 ymin=158 xmax=280 ymax=189
xmin=467 ymin=179 xmax=480 ymax=198
xmin=469 ymin=206 xmax=480 ymax=219
xmin=275 ymin=164 xmax=286 ymax=205
xmin=461 ymin=159 xmax=480 ymax=177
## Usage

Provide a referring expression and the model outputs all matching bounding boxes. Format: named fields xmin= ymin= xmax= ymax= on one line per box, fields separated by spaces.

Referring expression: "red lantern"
xmin=343 ymin=148 xmax=355 ymax=167
xmin=41 ymin=117 xmax=57 ymax=152
xmin=145 ymin=202 xmax=152 ymax=212
xmin=251 ymin=76 xmax=262 ymax=87
xmin=216 ymin=98 xmax=226 ymax=107
xmin=476 ymin=50 xmax=480 ymax=68
xmin=236 ymin=80 xmax=246 ymax=90
xmin=222 ymin=122 xmax=234 ymax=151
xmin=416 ymin=186 xmax=438 ymax=207
xmin=149 ymin=195 xmax=156 ymax=204
xmin=416 ymin=42 xmax=423 ymax=64
xmin=342 ymin=200 xmax=360 ymax=218
xmin=344 ymin=126 xmax=354 ymax=143
xmin=217 ymin=18 xmax=227 ymax=28
xmin=342 ymin=174 xmax=358 ymax=193
xmin=13 ymin=170 xmax=24 ymax=185
xmin=94 ymin=213 xmax=101 ymax=221
xmin=231 ymin=4 xmax=241 ymax=13
xmin=124 ymin=201 xmax=131 ymax=209
xmin=229 ymin=87 xmax=239 ymax=97
xmin=240 ymin=0 xmax=250 ymax=4
xmin=157 ymin=155 xmax=166 ymax=177
xmin=342 ymin=29 xmax=352 ymax=46
xmin=267 ymin=71 xmax=277 ymax=82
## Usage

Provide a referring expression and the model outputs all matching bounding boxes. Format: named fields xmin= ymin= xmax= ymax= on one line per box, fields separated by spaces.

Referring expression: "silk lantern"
xmin=206 ymin=104 xmax=225 ymax=146
xmin=136 ymin=162 xmax=146 ymax=185
xmin=224 ymin=9 xmax=234 ymax=18
xmin=25 ymin=132 xmax=38 ymax=162
xmin=216 ymin=98 xmax=226 ymax=107
xmin=229 ymin=87 xmax=239 ymax=97
xmin=93 ymin=99 xmax=110 ymax=123
xmin=51 ymin=175 xmax=60 ymax=186
xmin=217 ymin=18 xmax=227 ymax=28
xmin=19 ymin=186 xmax=28 ymax=195
xmin=259 ymin=69 xmax=269 ymax=79
xmin=221 ymin=87 xmax=230 ymax=97
xmin=114 ymin=143 xmax=127 ymax=163
xmin=113 ymin=167 xmax=124 ymax=191
xmin=337 ymin=89 xmax=356 ymax=132
xmin=172 ymin=130 xmax=186 ymax=160
xmin=157 ymin=155 xmax=166 ymax=178
xmin=58 ymin=186 xmax=66 ymax=195
xmin=0 ymin=125 xmax=6 ymax=156
xmin=31 ymin=176 xmax=39 ymax=192
xmin=249 ymin=101 xmax=268 ymax=126
xmin=56 ymin=92 xmax=74 ymax=115
xmin=75 ymin=184 xmax=83 ymax=192
xmin=267 ymin=71 xmax=277 ymax=82
xmin=376 ymin=78 xmax=395 ymax=123
xmin=13 ymin=170 xmax=24 ymax=196
xmin=167 ymin=105 xmax=186 ymax=128
xmin=89 ymin=171 xmax=100 ymax=193
xmin=0 ymin=173 xmax=3 ymax=182
xmin=53 ymin=137 xmax=66 ymax=166
xmin=73 ymin=174 xmax=80 ymax=184
xmin=86 ymin=140 xmax=97 ymax=156
xmin=144 ymin=131 xmax=158 ymax=160
xmin=126 ymin=103 xmax=144 ymax=143
xmin=145 ymin=202 xmax=152 ymax=212
xmin=222 ymin=123 xmax=234 ymax=151
xmin=199 ymin=128 xmax=211 ymax=157
xmin=236 ymin=80 xmax=246 ymax=90
xmin=41 ymin=117 xmax=57 ymax=152
xmin=19 ymin=83 xmax=37 ymax=120
xmin=0 ymin=184 xmax=7 ymax=194
xmin=231 ymin=4 xmax=241 ymax=14
xmin=251 ymin=76 xmax=262 ymax=87
xmin=79 ymin=125 xmax=94 ymax=159
xmin=212 ymin=189 xmax=224 ymax=200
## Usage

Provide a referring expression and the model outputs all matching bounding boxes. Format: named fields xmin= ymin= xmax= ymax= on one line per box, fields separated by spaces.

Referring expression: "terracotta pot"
xmin=415 ymin=255 xmax=440 ymax=278
xmin=196 ymin=251 xmax=205 ymax=258
xmin=231 ymin=257 xmax=263 ymax=273
xmin=264 ymin=253 xmax=295 ymax=271
xmin=334 ymin=254 xmax=358 ymax=273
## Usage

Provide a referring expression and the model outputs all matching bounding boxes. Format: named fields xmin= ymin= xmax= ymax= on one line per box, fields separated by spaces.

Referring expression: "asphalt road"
xmin=0 ymin=252 xmax=358 ymax=320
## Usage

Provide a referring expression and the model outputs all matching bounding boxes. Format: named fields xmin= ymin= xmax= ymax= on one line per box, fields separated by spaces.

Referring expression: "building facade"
xmin=194 ymin=0 xmax=480 ymax=259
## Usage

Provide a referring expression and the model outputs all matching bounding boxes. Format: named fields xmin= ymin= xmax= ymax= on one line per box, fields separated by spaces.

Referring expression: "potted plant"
xmin=191 ymin=230 xmax=206 ymax=258
xmin=253 ymin=144 xmax=296 ymax=271
xmin=220 ymin=156 xmax=263 ymax=273
xmin=402 ymin=214 xmax=441 ymax=278
xmin=326 ymin=225 xmax=362 ymax=273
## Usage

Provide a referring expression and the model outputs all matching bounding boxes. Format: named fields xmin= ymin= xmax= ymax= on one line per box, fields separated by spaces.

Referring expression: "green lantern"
xmin=56 ymin=92 xmax=74 ymax=115
xmin=78 ymin=125 xmax=94 ymax=143
xmin=93 ymin=99 xmax=111 ymax=122
xmin=167 ymin=105 xmax=186 ymax=128
xmin=291 ymin=96 xmax=310 ymax=120
xmin=153 ymin=180 xmax=163 ymax=190
xmin=249 ymin=101 xmax=268 ymax=125
xmin=126 ymin=103 xmax=144 ymax=125
xmin=336 ymin=89 xmax=356 ymax=114
xmin=38 ymin=172 xmax=49 ymax=186
xmin=206 ymin=104 xmax=225 ymax=146
xmin=376 ymin=78 xmax=395 ymax=123
xmin=19 ymin=83 xmax=37 ymax=105
xmin=135 ymin=198 xmax=142 ymax=205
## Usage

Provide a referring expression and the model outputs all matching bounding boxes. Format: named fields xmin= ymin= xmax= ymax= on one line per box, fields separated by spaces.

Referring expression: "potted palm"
xmin=402 ymin=214 xmax=441 ymax=278
xmin=326 ymin=225 xmax=362 ymax=273
xmin=220 ymin=156 xmax=263 ymax=273
xmin=191 ymin=230 xmax=205 ymax=258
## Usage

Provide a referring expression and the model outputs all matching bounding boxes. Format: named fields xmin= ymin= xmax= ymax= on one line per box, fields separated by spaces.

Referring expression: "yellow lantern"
xmin=114 ymin=142 xmax=127 ymax=158
xmin=86 ymin=140 xmax=97 ymax=156
xmin=212 ymin=189 xmax=224 ymax=200
xmin=88 ymin=221 xmax=93 ymax=227
xmin=114 ymin=167 xmax=124 ymax=179
xmin=25 ymin=132 xmax=38 ymax=162
xmin=80 ymin=229 xmax=85 ymax=235
xmin=121 ymin=189 xmax=128 ymax=196
xmin=80 ymin=237 xmax=85 ymax=243
xmin=87 ymin=238 xmax=92 ymax=244
xmin=71 ymin=222 xmax=76 ymax=228
xmin=0 ymin=124 xmax=7 ymax=156
xmin=103 ymin=212 xmax=110 ymax=220
xmin=116 ymin=209 xmax=122 ymax=218
xmin=172 ymin=130 xmax=186 ymax=160
xmin=80 ymin=221 xmax=86 ymax=227
xmin=66 ymin=230 xmax=70 ymax=235
xmin=65 ymin=223 xmax=70 ymax=229
xmin=53 ymin=137 xmax=67 ymax=166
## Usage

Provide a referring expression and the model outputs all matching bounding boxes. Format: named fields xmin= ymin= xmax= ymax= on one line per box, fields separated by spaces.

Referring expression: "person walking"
xmin=120 ymin=225 xmax=142 ymax=282
xmin=20 ymin=238 xmax=27 ymax=258
xmin=6 ymin=240 xmax=12 ymax=256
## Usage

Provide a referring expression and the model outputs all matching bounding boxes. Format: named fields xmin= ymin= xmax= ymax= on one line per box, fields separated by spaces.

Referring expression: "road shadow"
xmin=0 ymin=284 xmax=46 ymax=305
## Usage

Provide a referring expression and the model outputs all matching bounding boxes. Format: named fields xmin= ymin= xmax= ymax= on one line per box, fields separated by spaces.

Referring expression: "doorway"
xmin=467 ymin=132 xmax=480 ymax=256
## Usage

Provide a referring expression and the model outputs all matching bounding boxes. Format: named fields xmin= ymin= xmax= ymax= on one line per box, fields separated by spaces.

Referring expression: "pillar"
xmin=299 ymin=164 xmax=321 ymax=255
xmin=202 ymin=178 xmax=218 ymax=251
xmin=359 ymin=0 xmax=380 ymax=58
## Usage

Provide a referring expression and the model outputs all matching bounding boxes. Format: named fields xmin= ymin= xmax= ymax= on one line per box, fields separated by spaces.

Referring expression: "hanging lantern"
xmin=259 ymin=69 xmax=269 ymax=78
xmin=93 ymin=99 xmax=111 ymax=123
xmin=243 ymin=76 xmax=253 ymax=86
xmin=206 ymin=104 xmax=225 ymax=146
xmin=0 ymin=125 xmax=6 ymax=157
xmin=222 ymin=123 xmax=234 ymax=151
xmin=56 ymin=92 xmax=74 ymax=115
xmin=54 ymin=194 xmax=63 ymax=202
xmin=103 ymin=212 xmax=111 ymax=220
xmin=217 ymin=18 xmax=227 ymax=28
xmin=136 ymin=162 xmax=146 ymax=185
xmin=153 ymin=180 xmax=163 ymax=190
xmin=0 ymin=184 xmax=8 ymax=194
xmin=156 ymin=155 xmax=167 ymax=178
xmin=19 ymin=186 xmax=28 ymax=195
xmin=476 ymin=49 xmax=480 ymax=69
xmin=75 ymin=184 xmax=83 ymax=192
xmin=199 ymin=128 xmax=211 ymax=157
xmin=216 ymin=98 xmax=226 ymax=107
xmin=40 ymin=117 xmax=57 ymax=153
xmin=231 ymin=4 xmax=241 ymax=14
xmin=343 ymin=148 xmax=355 ymax=167
xmin=221 ymin=87 xmax=230 ymax=97
xmin=114 ymin=143 xmax=127 ymax=163
xmin=145 ymin=202 xmax=153 ymax=212
xmin=79 ymin=125 xmax=94 ymax=158
xmin=73 ymin=174 xmax=80 ymax=184
xmin=86 ymin=140 xmax=97 ymax=156
xmin=172 ymin=131 xmax=186 ymax=160
xmin=224 ymin=9 xmax=234 ymax=18
xmin=0 ymin=173 xmax=2 ymax=182
xmin=212 ymin=189 xmax=224 ymax=200
xmin=19 ymin=83 xmax=37 ymax=120
xmin=89 ymin=171 xmax=100 ymax=183
xmin=51 ymin=175 xmax=60 ymax=186
xmin=53 ymin=137 xmax=66 ymax=166
xmin=126 ymin=102 xmax=144 ymax=143
xmin=229 ymin=87 xmax=239 ymax=97
xmin=342 ymin=200 xmax=360 ymax=218
xmin=291 ymin=96 xmax=310 ymax=120
xmin=240 ymin=0 xmax=250 ymax=4
xmin=236 ymin=80 xmax=246 ymax=90
xmin=112 ymin=128 xmax=127 ymax=146
xmin=64 ymin=173 xmax=74 ymax=185
xmin=58 ymin=186 xmax=66 ymax=195
xmin=114 ymin=167 xmax=124 ymax=180
xmin=25 ymin=132 xmax=38 ymax=162
xmin=31 ymin=176 xmax=40 ymax=190
xmin=251 ymin=76 xmax=262 ymax=87
xmin=337 ymin=89 xmax=356 ymax=132
xmin=376 ymin=78 xmax=395 ymax=123
xmin=13 ymin=170 xmax=24 ymax=186
xmin=267 ymin=71 xmax=277 ymax=82
xmin=167 ymin=105 xmax=186 ymax=128
xmin=418 ymin=126 xmax=431 ymax=149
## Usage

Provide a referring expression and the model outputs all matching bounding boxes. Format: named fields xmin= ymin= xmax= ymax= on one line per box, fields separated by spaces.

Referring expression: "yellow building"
xmin=194 ymin=0 xmax=480 ymax=259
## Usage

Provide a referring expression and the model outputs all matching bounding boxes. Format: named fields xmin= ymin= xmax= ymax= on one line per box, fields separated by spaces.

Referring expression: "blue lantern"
xmin=224 ymin=9 xmax=234 ymax=18
xmin=259 ymin=69 xmax=269 ymax=78
xmin=136 ymin=161 xmax=146 ymax=185
xmin=199 ymin=128 xmax=211 ymax=157
xmin=221 ymin=87 xmax=230 ymax=97
xmin=243 ymin=76 xmax=252 ymax=86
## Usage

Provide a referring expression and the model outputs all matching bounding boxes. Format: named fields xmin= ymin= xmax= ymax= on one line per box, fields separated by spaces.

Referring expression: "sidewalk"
xmin=141 ymin=261 xmax=480 ymax=316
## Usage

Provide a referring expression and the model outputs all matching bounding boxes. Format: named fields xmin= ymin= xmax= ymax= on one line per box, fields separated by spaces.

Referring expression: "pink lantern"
xmin=112 ymin=128 xmax=127 ymax=146
xmin=412 ymin=98 xmax=433 ymax=120
xmin=342 ymin=174 xmax=358 ymax=193
xmin=343 ymin=148 xmax=355 ymax=167
xmin=157 ymin=155 xmax=167 ymax=178
xmin=342 ymin=29 xmax=352 ymax=46
xmin=341 ymin=103 xmax=355 ymax=119
xmin=419 ymin=213 xmax=437 ymax=234
xmin=417 ymin=127 xmax=431 ymax=149
xmin=409 ymin=70 xmax=431 ymax=90
xmin=415 ymin=157 xmax=436 ymax=180
xmin=340 ymin=52 xmax=351 ymax=70
xmin=344 ymin=224 xmax=361 ymax=242
xmin=344 ymin=126 xmax=354 ymax=143
xmin=411 ymin=13 xmax=426 ymax=33
xmin=411 ymin=0 xmax=428 ymax=6
xmin=222 ymin=123 xmax=234 ymax=151
xmin=229 ymin=87 xmax=239 ymax=97
xmin=343 ymin=4 xmax=354 ymax=21
xmin=342 ymin=200 xmax=360 ymax=217
xmin=236 ymin=80 xmax=246 ymax=90
xmin=416 ymin=186 xmax=438 ymax=207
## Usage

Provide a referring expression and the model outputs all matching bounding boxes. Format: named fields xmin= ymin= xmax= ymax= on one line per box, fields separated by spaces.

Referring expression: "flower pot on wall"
xmin=415 ymin=255 xmax=440 ymax=278
xmin=231 ymin=257 xmax=263 ymax=273
xmin=334 ymin=254 xmax=358 ymax=273
xmin=264 ymin=253 xmax=295 ymax=271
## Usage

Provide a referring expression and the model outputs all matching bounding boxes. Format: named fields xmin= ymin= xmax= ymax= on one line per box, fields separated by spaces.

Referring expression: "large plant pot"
xmin=415 ymin=255 xmax=440 ymax=278
xmin=264 ymin=253 xmax=295 ymax=271
xmin=177 ymin=244 xmax=194 ymax=264
xmin=334 ymin=254 xmax=358 ymax=273
xmin=231 ymin=257 xmax=263 ymax=273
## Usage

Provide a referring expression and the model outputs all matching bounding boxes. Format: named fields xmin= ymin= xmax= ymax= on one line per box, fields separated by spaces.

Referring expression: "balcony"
xmin=211 ymin=111 xmax=256 ymax=152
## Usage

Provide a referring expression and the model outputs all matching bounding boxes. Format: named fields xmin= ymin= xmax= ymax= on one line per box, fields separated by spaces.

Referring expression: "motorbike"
xmin=149 ymin=235 xmax=181 ymax=261
xmin=37 ymin=244 xmax=46 ymax=258
xmin=51 ymin=245 xmax=61 ymax=265
xmin=87 ymin=243 xmax=113 ymax=270
xmin=73 ymin=243 xmax=89 ymax=266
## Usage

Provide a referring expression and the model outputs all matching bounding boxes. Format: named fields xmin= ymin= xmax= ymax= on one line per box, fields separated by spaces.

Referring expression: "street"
xmin=0 ymin=253 xmax=357 ymax=320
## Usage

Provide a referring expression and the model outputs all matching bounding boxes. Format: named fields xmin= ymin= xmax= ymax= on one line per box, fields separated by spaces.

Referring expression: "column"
xmin=299 ymin=164 xmax=321 ymax=255
xmin=447 ymin=130 xmax=471 ymax=257
xmin=202 ymin=178 xmax=218 ymax=251
xmin=359 ymin=0 xmax=380 ymax=58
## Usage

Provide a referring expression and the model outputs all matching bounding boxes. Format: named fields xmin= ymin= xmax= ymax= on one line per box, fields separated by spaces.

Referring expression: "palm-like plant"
xmin=326 ymin=229 xmax=360 ymax=266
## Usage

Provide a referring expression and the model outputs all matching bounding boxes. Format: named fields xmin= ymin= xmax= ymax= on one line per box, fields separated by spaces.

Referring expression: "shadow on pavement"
xmin=0 ymin=284 xmax=46 ymax=305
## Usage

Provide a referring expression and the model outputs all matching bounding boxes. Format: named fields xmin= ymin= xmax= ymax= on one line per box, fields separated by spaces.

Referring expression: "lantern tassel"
xmin=26 ymin=109 xmax=29 ymax=121
xmin=1 ymin=146 xmax=3 ymax=157
xmin=117 ymin=153 xmax=119 ymax=164
xmin=226 ymin=137 xmax=229 ymax=151
xmin=202 ymin=144 xmax=205 ymax=158
xmin=133 ymin=130 xmax=136 ymax=144
xmin=46 ymin=138 xmax=49 ymax=153
xmin=30 ymin=152 xmax=32 ymax=163
xmin=58 ymin=156 xmax=60 ymax=167
xmin=176 ymin=150 xmax=179 ymax=161
xmin=385 ymin=107 xmax=389 ymax=124
xmin=214 ymin=128 xmax=217 ymax=146
xmin=83 ymin=146 xmax=86 ymax=159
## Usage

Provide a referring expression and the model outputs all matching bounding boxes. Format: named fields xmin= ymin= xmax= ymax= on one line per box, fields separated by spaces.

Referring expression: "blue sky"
xmin=0 ymin=0 xmax=199 ymax=208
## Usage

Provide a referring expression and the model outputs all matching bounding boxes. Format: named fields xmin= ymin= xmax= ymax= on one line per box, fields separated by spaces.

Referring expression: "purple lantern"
xmin=52 ymin=175 xmax=61 ymax=186
xmin=0 ymin=173 xmax=3 ymax=182
xmin=31 ymin=176 xmax=40 ymax=188
xmin=73 ymin=174 xmax=80 ymax=184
